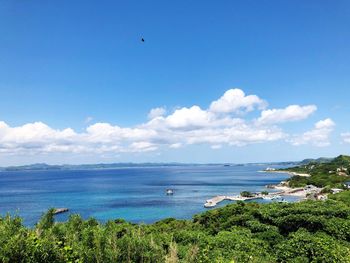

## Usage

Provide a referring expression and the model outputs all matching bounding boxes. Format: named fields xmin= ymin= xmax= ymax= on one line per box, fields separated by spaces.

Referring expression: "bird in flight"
xmin=141 ymin=38 xmax=145 ymax=42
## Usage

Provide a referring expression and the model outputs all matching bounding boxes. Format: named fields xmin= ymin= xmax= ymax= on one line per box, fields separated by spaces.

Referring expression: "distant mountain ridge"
xmin=1 ymin=156 xmax=348 ymax=171
xmin=0 ymin=161 xmax=299 ymax=171
xmin=299 ymin=155 xmax=350 ymax=166
xmin=0 ymin=162 xmax=198 ymax=171
xmin=299 ymin=157 xmax=334 ymax=165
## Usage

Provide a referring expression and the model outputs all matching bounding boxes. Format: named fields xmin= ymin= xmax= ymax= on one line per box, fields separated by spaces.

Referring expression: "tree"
xmin=240 ymin=191 xmax=254 ymax=197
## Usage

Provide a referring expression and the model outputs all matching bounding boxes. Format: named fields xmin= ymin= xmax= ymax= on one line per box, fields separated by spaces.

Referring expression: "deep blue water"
xmin=0 ymin=165 xmax=297 ymax=226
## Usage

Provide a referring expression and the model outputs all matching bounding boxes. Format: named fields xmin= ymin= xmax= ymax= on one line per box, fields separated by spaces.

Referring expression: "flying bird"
xmin=141 ymin=38 xmax=145 ymax=42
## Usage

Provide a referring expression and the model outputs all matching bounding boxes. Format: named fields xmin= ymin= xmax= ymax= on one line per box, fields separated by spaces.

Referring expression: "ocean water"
xmin=0 ymin=165 xmax=297 ymax=226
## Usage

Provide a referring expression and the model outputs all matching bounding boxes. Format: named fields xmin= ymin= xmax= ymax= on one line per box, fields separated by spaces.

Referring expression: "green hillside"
xmin=299 ymin=157 xmax=334 ymax=165
xmin=333 ymin=155 xmax=350 ymax=166
xmin=282 ymin=155 xmax=350 ymax=188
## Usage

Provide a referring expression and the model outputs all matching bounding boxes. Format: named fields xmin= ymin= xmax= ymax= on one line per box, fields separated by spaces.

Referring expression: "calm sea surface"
xmin=0 ymin=165 xmax=297 ymax=226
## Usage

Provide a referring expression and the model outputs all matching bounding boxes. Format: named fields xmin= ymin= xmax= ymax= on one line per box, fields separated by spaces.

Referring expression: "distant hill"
xmin=299 ymin=157 xmax=334 ymax=165
xmin=0 ymin=162 xmax=198 ymax=171
xmin=0 ymin=155 xmax=348 ymax=172
xmin=332 ymin=155 xmax=350 ymax=166
xmin=293 ymin=155 xmax=350 ymax=173
xmin=0 ymin=161 xmax=302 ymax=171
xmin=285 ymin=155 xmax=350 ymax=188
xmin=2 ymin=163 xmax=63 ymax=171
xmin=301 ymin=155 xmax=350 ymax=172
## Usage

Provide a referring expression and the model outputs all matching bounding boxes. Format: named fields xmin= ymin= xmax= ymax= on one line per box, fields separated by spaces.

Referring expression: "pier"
xmin=53 ymin=208 xmax=69 ymax=215
xmin=204 ymin=195 xmax=264 ymax=208
xmin=204 ymin=188 xmax=304 ymax=208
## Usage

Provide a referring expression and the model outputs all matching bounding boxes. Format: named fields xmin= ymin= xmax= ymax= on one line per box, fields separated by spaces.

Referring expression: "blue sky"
xmin=0 ymin=0 xmax=350 ymax=165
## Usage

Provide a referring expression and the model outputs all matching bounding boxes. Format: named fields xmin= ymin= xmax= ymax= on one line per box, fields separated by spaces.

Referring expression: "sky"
xmin=0 ymin=0 xmax=350 ymax=165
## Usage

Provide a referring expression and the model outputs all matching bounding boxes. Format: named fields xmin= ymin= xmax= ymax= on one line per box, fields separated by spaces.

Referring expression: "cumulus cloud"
xmin=147 ymin=107 xmax=166 ymax=119
xmin=0 ymin=88 xmax=324 ymax=156
xmin=289 ymin=118 xmax=335 ymax=147
xmin=129 ymin=142 xmax=157 ymax=152
xmin=0 ymin=121 xmax=158 ymax=154
xmin=181 ymin=125 xmax=286 ymax=146
xmin=257 ymin=105 xmax=317 ymax=125
xmin=209 ymin=89 xmax=267 ymax=114
xmin=162 ymin=106 xmax=212 ymax=129
xmin=341 ymin=133 xmax=350 ymax=144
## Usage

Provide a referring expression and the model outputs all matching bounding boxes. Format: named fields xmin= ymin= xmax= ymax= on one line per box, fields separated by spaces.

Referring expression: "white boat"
xmin=204 ymin=202 xmax=216 ymax=208
xmin=277 ymin=198 xmax=288 ymax=203
xmin=263 ymin=196 xmax=273 ymax=200
xmin=166 ymin=189 xmax=174 ymax=195
xmin=271 ymin=195 xmax=282 ymax=200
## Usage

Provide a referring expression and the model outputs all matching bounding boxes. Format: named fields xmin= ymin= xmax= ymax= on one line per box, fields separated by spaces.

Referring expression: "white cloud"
xmin=209 ymin=89 xmax=267 ymax=114
xmin=129 ymin=142 xmax=157 ymax=152
xmin=162 ymin=106 xmax=213 ymax=129
xmin=182 ymin=125 xmax=286 ymax=146
xmin=257 ymin=105 xmax=317 ymax=125
xmin=341 ymin=133 xmax=350 ymax=144
xmin=147 ymin=107 xmax=166 ymax=119
xmin=0 ymin=121 xmax=158 ymax=154
xmin=86 ymin=123 xmax=157 ymax=142
xmin=289 ymin=118 xmax=335 ymax=147
xmin=315 ymin=118 xmax=335 ymax=129
xmin=0 ymin=89 xmax=323 ymax=156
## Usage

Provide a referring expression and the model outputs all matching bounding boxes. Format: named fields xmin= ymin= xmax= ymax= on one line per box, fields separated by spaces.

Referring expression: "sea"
xmin=0 ymin=164 xmax=299 ymax=226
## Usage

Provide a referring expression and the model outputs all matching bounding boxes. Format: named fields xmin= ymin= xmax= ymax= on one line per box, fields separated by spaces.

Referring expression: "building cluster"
xmin=328 ymin=166 xmax=349 ymax=176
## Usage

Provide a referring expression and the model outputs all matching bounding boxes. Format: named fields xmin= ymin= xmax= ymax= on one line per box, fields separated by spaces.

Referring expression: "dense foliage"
xmin=288 ymin=173 xmax=348 ymax=188
xmin=1 ymin=191 xmax=350 ymax=262
xmin=284 ymin=155 xmax=350 ymax=188
xmin=240 ymin=191 xmax=254 ymax=197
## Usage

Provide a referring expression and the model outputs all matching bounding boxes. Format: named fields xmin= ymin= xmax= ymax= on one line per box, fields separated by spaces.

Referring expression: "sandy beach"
xmin=262 ymin=170 xmax=311 ymax=177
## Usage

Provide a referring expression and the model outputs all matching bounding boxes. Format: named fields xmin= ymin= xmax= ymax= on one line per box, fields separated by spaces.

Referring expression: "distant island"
xmin=0 ymin=161 xmax=301 ymax=172
xmin=0 ymin=162 xmax=198 ymax=171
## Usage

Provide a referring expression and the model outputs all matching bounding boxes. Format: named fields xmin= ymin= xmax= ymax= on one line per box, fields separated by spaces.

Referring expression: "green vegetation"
xmin=288 ymin=173 xmax=348 ymax=188
xmin=240 ymin=191 xmax=254 ymax=197
xmin=283 ymin=155 xmax=350 ymax=188
xmin=1 ymin=191 xmax=350 ymax=262
xmin=299 ymin=157 xmax=333 ymax=165
xmin=329 ymin=190 xmax=350 ymax=203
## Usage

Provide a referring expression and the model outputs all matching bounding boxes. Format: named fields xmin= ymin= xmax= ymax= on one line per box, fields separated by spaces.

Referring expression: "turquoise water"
xmin=0 ymin=165 xmax=296 ymax=226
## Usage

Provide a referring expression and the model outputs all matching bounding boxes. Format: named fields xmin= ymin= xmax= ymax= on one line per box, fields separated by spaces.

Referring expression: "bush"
xmin=240 ymin=191 xmax=254 ymax=197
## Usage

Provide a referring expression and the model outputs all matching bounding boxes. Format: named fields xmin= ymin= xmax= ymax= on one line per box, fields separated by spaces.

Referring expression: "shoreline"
xmin=204 ymin=169 xmax=316 ymax=208
xmin=260 ymin=170 xmax=311 ymax=177
xmin=204 ymin=187 xmax=308 ymax=208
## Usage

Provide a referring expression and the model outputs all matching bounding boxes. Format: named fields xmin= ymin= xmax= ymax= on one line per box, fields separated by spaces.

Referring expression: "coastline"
xmin=260 ymin=170 xmax=311 ymax=177
xmin=204 ymin=187 xmax=309 ymax=208
xmin=204 ymin=169 xmax=315 ymax=208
